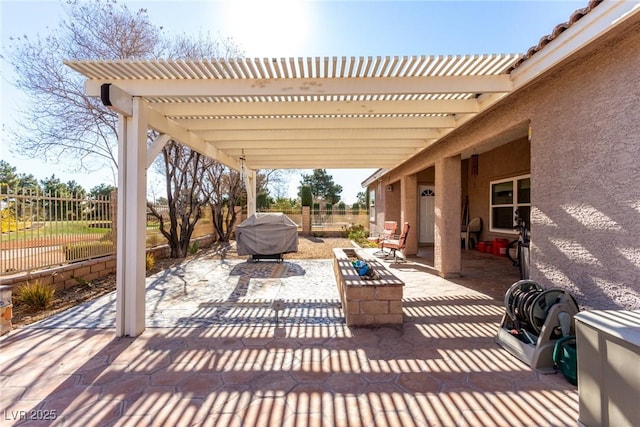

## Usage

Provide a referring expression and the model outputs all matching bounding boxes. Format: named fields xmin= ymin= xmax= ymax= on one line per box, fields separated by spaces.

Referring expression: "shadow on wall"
xmin=533 ymin=201 xmax=640 ymax=310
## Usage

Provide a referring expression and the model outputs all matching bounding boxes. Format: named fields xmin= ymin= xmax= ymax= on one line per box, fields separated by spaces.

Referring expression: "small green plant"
xmin=188 ymin=241 xmax=199 ymax=254
xmin=15 ymin=280 xmax=56 ymax=311
xmin=146 ymin=252 xmax=156 ymax=271
xmin=75 ymin=277 xmax=91 ymax=287
xmin=345 ymin=224 xmax=375 ymax=247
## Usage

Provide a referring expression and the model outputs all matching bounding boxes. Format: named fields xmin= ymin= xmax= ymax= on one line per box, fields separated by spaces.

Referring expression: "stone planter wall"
xmin=333 ymin=248 xmax=404 ymax=326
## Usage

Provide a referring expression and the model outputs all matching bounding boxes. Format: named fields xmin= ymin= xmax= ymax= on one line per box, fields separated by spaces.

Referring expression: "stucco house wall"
xmin=368 ymin=13 xmax=640 ymax=310
xmin=526 ymin=16 xmax=640 ymax=310
xmin=465 ymin=137 xmax=530 ymax=243
xmin=369 ymin=180 xmax=401 ymax=235
xmin=384 ymin=181 xmax=402 ymax=227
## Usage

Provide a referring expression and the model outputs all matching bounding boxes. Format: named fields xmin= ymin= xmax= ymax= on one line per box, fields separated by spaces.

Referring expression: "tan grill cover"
xmin=236 ymin=213 xmax=299 ymax=256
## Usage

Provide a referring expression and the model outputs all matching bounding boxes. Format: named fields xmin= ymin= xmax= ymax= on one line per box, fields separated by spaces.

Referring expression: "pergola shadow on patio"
xmin=0 ymin=248 xmax=578 ymax=426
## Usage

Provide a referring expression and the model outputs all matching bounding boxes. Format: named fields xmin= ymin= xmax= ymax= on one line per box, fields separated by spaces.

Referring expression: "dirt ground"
xmin=10 ymin=237 xmax=355 ymax=328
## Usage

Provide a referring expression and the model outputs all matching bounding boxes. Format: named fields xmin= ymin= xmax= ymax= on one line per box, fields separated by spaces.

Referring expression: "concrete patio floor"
xmin=0 ymin=246 xmax=578 ymax=426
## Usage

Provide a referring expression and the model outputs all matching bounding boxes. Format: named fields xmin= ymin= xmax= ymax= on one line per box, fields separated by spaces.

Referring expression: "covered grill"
xmin=236 ymin=213 xmax=298 ymax=261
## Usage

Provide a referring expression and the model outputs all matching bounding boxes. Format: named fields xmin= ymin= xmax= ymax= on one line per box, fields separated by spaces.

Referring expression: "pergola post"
xmin=115 ymin=97 xmax=148 ymax=337
xmin=434 ymin=155 xmax=461 ymax=278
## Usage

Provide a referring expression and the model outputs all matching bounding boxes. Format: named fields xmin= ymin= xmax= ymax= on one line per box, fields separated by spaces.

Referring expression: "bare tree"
xmin=261 ymin=169 xmax=299 ymax=199
xmin=3 ymin=0 xmax=161 ymax=182
xmin=201 ymin=159 xmax=243 ymax=243
xmin=4 ymin=0 xmax=242 ymax=182
xmin=147 ymin=141 xmax=209 ymax=258
xmin=162 ymin=31 xmax=242 ymax=59
xmin=6 ymin=0 xmax=246 ymax=258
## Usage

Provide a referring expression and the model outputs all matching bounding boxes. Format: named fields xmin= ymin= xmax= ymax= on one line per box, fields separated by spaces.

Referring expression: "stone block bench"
xmin=332 ymin=248 xmax=404 ymax=326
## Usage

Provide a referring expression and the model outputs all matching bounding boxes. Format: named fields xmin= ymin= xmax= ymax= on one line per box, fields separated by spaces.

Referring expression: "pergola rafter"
xmin=67 ymin=54 xmax=521 ymax=173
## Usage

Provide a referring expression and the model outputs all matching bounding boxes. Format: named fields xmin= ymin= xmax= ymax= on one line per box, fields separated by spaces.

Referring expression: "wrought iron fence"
xmin=1 ymin=186 xmax=219 ymax=275
xmin=1 ymin=183 xmax=370 ymax=274
xmin=255 ymin=207 xmax=303 ymax=229
xmin=255 ymin=207 xmax=368 ymax=232
xmin=1 ymin=185 xmax=114 ymax=275
xmin=310 ymin=207 xmax=368 ymax=231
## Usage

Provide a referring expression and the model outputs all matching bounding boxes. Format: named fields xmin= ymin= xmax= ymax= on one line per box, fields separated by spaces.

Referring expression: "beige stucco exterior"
xmin=369 ymin=12 xmax=640 ymax=310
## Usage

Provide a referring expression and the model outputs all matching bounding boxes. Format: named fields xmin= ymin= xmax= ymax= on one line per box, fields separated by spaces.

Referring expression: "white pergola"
xmin=63 ymin=1 xmax=634 ymax=336
xmin=67 ymin=54 xmax=520 ymax=171
xmin=65 ymin=54 xmax=522 ymax=336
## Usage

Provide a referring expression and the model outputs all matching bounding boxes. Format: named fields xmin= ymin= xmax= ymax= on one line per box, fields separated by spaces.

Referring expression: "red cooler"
xmin=493 ymin=238 xmax=509 ymax=256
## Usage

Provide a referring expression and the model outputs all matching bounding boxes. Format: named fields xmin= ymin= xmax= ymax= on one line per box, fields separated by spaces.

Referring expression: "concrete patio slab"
xmin=0 ymin=247 xmax=578 ymax=426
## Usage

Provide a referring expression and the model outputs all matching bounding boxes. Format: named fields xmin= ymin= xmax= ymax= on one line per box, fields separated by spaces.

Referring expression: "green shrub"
xmin=351 ymin=202 xmax=360 ymax=215
xmin=15 ymin=280 xmax=55 ymax=311
xmin=63 ymin=242 xmax=115 ymax=262
xmin=75 ymin=277 xmax=90 ymax=287
xmin=188 ymin=241 xmax=199 ymax=254
xmin=345 ymin=224 xmax=375 ymax=247
xmin=301 ymin=186 xmax=312 ymax=207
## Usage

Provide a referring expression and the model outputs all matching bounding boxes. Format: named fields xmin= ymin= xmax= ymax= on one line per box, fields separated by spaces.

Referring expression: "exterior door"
xmin=419 ymin=186 xmax=435 ymax=243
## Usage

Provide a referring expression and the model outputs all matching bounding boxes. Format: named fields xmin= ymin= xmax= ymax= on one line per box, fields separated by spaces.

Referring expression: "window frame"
xmin=489 ymin=174 xmax=531 ymax=233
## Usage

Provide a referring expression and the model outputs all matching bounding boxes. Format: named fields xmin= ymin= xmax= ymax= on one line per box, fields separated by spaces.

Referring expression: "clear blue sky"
xmin=1 ymin=0 xmax=586 ymax=203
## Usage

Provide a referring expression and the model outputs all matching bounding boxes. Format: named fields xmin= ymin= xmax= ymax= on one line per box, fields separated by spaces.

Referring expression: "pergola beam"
xmin=176 ymin=115 xmax=455 ymax=131
xmin=247 ymin=159 xmax=403 ymax=169
xmin=85 ymin=74 xmax=512 ymax=98
xmin=224 ymin=147 xmax=420 ymax=156
xmin=151 ymin=98 xmax=480 ymax=116
xmin=198 ymin=128 xmax=443 ymax=141
xmin=209 ymin=139 xmax=431 ymax=149
xmin=145 ymin=105 xmax=239 ymax=171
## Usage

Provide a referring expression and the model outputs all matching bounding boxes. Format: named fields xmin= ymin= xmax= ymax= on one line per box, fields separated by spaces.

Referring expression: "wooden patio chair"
xmin=367 ymin=221 xmax=397 ymax=255
xmin=381 ymin=222 xmax=410 ymax=262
